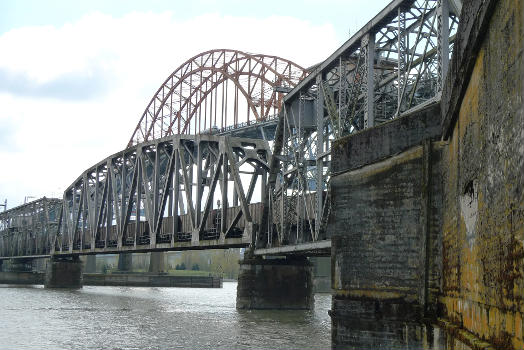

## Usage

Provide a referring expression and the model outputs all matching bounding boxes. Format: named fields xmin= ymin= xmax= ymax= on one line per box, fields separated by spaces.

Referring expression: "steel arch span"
xmin=128 ymin=49 xmax=307 ymax=147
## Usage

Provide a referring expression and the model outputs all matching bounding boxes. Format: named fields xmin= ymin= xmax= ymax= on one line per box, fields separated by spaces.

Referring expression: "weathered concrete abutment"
xmin=438 ymin=0 xmax=524 ymax=348
xmin=329 ymin=0 xmax=524 ymax=348
xmin=236 ymin=257 xmax=313 ymax=309
xmin=329 ymin=102 xmax=444 ymax=347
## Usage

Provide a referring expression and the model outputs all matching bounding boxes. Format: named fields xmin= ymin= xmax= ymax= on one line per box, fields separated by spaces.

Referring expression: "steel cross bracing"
xmin=0 ymin=136 xmax=271 ymax=259
xmin=0 ymin=197 xmax=61 ymax=258
xmin=0 ymin=1 xmax=461 ymax=259
xmin=258 ymin=0 xmax=459 ymax=252
xmin=128 ymin=49 xmax=307 ymax=147
xmin=51 ymin=135 xmax=271 ymax=256
xmin=0 ymin=49 xmax=306 ymax=259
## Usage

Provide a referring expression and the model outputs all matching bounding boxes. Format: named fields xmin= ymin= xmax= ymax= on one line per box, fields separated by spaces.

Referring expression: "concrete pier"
xmin=44 ymin=256 xmax=83 ymax=289
xmin=117 ymin=253 xmax=133 ymax=272
xmin=148 ymin=252 xmax=166 ymax=273
xmin=84 ymin=255 xmax=96 ymax=273
xmin=236 ymin=256 xmax=313 ymax=310
xmin=328 ymin=98 xmax=444 ymax=347
xmin=310 ymin=256 xmax=331 ymax=293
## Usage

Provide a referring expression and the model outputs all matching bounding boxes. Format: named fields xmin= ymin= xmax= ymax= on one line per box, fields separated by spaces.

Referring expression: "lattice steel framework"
xmin=0 ymin=1 xmax=462 ymax=258
xmin=260 ymin=0 xmax=459 ymax=250
xmin=128 ymin=49 xmax=307 ymax=146
xmin=53 ymin=135 xmax=270 ymax=255
xmin=0 ymin=197 xmax=61 ymax=258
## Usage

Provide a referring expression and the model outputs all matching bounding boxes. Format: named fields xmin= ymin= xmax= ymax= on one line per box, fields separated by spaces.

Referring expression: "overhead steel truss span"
xmin=259 ymin=0 xmax=459 ymax=252
xmin=128 ymin=49 xmax=307 ymax=147
xmin=1 ymin=0 xmax=460 ymax=259
xmin=51 ymin=135 xmax=271 ymax=256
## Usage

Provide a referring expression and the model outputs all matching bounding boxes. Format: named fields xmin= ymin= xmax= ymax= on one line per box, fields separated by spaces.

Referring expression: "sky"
xmin=0 ymin=0 xmax=389 ymax=209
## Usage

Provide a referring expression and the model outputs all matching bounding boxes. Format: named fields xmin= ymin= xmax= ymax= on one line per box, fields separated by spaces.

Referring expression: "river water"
xmin=0 ymin=282 xmax=331 ymax=349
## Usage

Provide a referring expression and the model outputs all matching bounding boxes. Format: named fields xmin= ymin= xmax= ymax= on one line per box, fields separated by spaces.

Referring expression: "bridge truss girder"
xmin=0 ymin=136 xmax=272 ymax=259
xmin=260 ymin=0 xmax=458 ymax=251
xmin=0 ymin=197 xmax=61 ymax=258
xmin=55 ymin=135 xmax=270 ymax=256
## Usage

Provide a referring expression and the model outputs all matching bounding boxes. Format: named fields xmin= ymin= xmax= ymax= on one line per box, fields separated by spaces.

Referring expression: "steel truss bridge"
xmin=0 ymin=0 xmax=460 ymax=260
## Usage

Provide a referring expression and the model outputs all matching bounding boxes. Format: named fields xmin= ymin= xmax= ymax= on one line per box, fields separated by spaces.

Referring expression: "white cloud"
xmin=0 ymin=11 xmax=338 ymax=207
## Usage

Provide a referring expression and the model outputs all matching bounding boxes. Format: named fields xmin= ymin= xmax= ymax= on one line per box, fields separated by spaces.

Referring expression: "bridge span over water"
xmin=1 ymin=0 xmax=456 ymax=262
xmin=2 ymin=4 xmax=496 ymax=348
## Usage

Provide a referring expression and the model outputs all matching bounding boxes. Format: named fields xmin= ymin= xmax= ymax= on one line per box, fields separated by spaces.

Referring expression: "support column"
xmin=0 ymin=260 xmax=3 ymax=272
xmin=236 ymin=256 xmax=313 ymax=310
xmin=32 ymin=257 xmax=47 ymax=272
xmin=148 ymin=251 xmax=166 ymax=274
xmin=329 ymin=140 xmax=441 ymax=348
xmin=437 ymin=0 xmax=450 ymax=92
xmin=117 ymin=252 xmax=133 ymax=272
xmin=315 ymin=74 xmax=324 ymax=238
xmin=363 ymin=32 xmax=375 ymax=129
xmin=310 ymin=256 xmax=331 ymax=293
xmin=84 ymin=255 xmax=97 ymax=273
xmin=397 ymin=7 xmax=407 ymax=114
xmin=44 ymin=256 xmax=83 ymax=289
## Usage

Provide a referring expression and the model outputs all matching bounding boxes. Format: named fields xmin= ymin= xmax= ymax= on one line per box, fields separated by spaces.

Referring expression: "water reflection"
xmin=333 ymin=318 xmax=450 ymax=349
xmin=0 ymin=282 xmax=331 ymax=350
xmin=0 ymin=283 xmax=472 ymax=349
xmin=333 ymin=313 xmax=478 ymax=350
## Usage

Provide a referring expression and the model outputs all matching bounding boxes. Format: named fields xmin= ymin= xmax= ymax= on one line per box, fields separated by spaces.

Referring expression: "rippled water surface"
xmin=0 ymin=282 xmax=331 ymax=349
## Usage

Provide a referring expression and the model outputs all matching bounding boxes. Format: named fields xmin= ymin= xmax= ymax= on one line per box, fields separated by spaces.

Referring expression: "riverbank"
xmin=84 ymin=273 xmax=222 ymax=288
xmin=0 ymin=271 xmax=222 ymax=288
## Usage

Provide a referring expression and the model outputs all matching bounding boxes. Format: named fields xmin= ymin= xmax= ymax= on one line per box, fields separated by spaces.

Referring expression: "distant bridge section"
xmin=1 ymin=49 xmax=311 ymax=260
xmin=0 ymin=136 xmax=270 ymax=259
xmin=0 ymin=197 xmax=61 ymax=258
xmin=1 ymin=1 xmax=459 ymax=260
xmin=53 ymin=135 xmax=270 ymax=256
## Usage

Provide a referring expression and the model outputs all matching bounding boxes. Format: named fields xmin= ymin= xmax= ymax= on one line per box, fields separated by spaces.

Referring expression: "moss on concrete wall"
xmin=440 ymin=0 xmax=524 ymax=348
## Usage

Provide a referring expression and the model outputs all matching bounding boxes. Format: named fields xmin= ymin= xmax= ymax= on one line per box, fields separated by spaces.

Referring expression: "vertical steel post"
xmin=221 ymin=151 xmax=228 ymax=235
xmin=232 ymin=152 xmax=239 ymax=207
xmin=437 ymin=0 xmax=450 ymax=92
xmin=105 ymin=161 xmax=113 ymax=249
xmin=363 ymin=32 xmax=375 ymax=128
xmin=196 ymin=140 xmax=203 ymax=227
xmin=397 ymin=7 xmax=407 ymax=114
xmin=315 ymin=74 xmax=324 ymax=238
xmin=172 ymin=149 xmax=180 ymax=242
xmin=135 ymin=156 xmax=142 ymax=247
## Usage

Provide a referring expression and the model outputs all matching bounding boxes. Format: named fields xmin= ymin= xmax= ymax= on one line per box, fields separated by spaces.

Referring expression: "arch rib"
xmin=128 ymin=49 xmax=307 ymax=147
